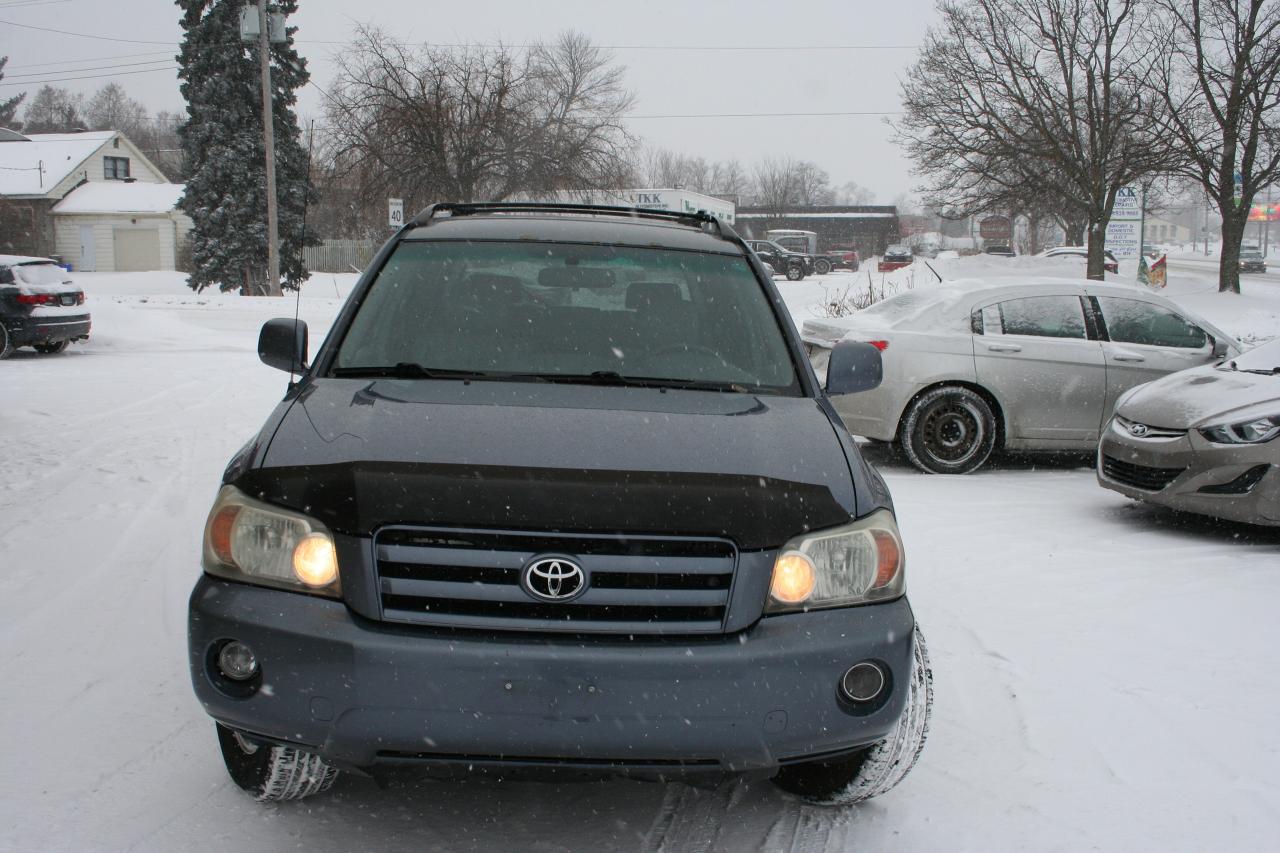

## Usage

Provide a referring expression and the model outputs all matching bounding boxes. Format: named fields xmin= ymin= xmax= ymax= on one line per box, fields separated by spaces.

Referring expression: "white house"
xmin=52 ymin=182 xmax=192 ymax=272
xmin=0 ymin=129 xmax=180 ymax=269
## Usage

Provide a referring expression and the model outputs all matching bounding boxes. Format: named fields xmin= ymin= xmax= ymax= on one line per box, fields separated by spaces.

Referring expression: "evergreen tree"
xmin=176 ymin=1 xmax=314 ymax=293
xmin=0 ymin=57 xmax=26 ymax=128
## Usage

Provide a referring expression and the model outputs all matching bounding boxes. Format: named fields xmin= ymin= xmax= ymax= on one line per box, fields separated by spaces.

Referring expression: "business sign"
xmin=388 ymin=198 xmax=404 ymax=229
xmin=1248 ymin=203 xmax=1278 ymax=221
xmin=1105 ymin=186 xmax=1141 ymax=259
xmin=979 ymin=215 xmax=1011 ymax=241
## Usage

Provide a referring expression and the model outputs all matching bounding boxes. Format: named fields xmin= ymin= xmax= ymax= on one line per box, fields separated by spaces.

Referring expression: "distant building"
xmin=1144 ymin=215 xmax=1192 ymax=245
xmin=733 ymin=206 xmax=900 ymax=256
xmin=0 ymin=129 xmax=188 ymax=270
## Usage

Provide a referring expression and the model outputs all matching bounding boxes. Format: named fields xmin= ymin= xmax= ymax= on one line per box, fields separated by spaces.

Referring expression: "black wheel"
xmin=814 ymin=259 xmax=833 ymax=275
xmin=773 ymin=629 xmax=933 ymax=805
xmin=33 ymin=340 xmax=70 ymax=355
xmin=0 ymin=324 xmax=12 ymax=360
xmin=215 ymin=723 xmax=339 ymax=802
xmin=900 ymin=386 xmax=997 ymax=474
xmin=785 ymin=264 xmax=805 ymax=281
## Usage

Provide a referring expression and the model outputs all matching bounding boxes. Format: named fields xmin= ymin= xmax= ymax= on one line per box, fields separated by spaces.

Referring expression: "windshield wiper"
xmin=542 ymin=371 xmax=753 ymax=393
xmin=331 ymin=363 xmax=547 ymax=382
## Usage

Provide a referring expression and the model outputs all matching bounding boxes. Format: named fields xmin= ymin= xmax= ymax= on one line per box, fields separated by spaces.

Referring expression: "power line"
xmin=4 ymin=50 xmax=175 ymax=71
xmin=628 ymin=110 xmax=901 ymax=118
xmin=0 ymin=17 xmax=173 ymax=44
xmin=0 ymin=65 xmax=178 ymax=87
xmin=0 ymin=0 xmax=74 ymax=9
xmin=3 ymin=58 xmax=176 ymax=80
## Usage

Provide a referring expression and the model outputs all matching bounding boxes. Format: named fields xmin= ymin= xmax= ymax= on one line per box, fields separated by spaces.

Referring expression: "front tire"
xmin=785 ymin=265 xmax=805 ymax=281
xmin=216 ymin=723 xmax=339 ymax=802
xmin=900 ymin=386 xmax=997 ymax=474
xmin=33 ymin=340 xmax=70 ymax=355
xmin=773 ymin=629 xmax=933 ymax=805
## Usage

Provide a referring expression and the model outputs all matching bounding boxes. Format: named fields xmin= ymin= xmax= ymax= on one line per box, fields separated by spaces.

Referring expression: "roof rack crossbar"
xmin=405 ymin=201 xmax=734 ymax=238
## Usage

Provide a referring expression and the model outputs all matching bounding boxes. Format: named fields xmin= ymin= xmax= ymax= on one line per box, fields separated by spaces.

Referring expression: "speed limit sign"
xmin=388 ymin=198 xmax=404 ymax=228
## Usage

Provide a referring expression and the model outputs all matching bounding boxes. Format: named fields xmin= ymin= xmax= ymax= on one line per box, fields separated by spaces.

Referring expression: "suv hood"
xmin=1116 ymin=363 xmax=1280 ymax=429
xmin=239 ymin=379 xmax=858 ymax=549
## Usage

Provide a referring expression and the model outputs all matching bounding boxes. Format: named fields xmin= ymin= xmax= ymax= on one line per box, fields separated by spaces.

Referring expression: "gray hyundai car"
xmin=1098 ymin=337 xmax=1280 ymax=526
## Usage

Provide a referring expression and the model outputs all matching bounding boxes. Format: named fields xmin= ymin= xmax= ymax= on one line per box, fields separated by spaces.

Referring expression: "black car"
xmin=1239 ymin=248 xmax=1267 ymax=274
xmin=0 ymin=255 xmax=90 ymax=359
xmin=983 ymin=245 xmax=1016 ymax=257
xmin=744 ymin=239 xmax=813 ymax=280
xmin=189 ymin=202 xmax=931 ymax=807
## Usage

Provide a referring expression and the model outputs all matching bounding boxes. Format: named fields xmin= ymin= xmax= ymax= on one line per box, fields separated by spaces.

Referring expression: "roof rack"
xmin=404 ymin=201 xmax=735 ymax=240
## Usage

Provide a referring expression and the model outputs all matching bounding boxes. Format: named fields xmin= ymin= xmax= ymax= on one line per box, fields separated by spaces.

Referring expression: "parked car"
xmin=1040 ymin=246 xmax=1119 ymax=274
xmin=189 ymin=202 xmax=932 ymax=806
xmin=745 ymin=238 xmax=813 ymax=280
xmin=1098 ymin=337 xmax=1279 ymax=526
xmin=1239 ymin=247 xmax=1267 ymax=274
xmin=983 ymin=245 xmax=1016 ymax=258
xmin=766 ymin=229 xmax=859 ymax=274
xmin=801 ymin=280 xmax=1240 ymax=474
xmin=0 ymin=255 xmax=90 ymax=359
xmin=878 ymin=244 xmax=914 ymax=272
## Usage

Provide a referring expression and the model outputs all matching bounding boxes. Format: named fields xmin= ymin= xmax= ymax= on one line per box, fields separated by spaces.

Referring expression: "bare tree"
xmin=832 ymin=181 xmax=876 ymax=205
xmin=898 ymin=0 xmax=1178 ymax=278
xmin=21 ymin=85 xmax=86 ymax=133
xmin=85 ymin=83 xmax=148 ymax=133
xmin=0 ymin=57 xmax=25 ymax=127
xmin=1147 ymin=0 xmax=1280 ymax=293
xmin=323 ymin=27 xmax=634 ymax=233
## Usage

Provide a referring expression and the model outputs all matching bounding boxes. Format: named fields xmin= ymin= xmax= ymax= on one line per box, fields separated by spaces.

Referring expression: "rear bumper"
xmin=8 ymin=315 xmax=91 ymax=345
xmin=1097 ymin=418 xmax=1280 ymax=526
xmin=189 ymin=576 xmax=916 ymax=776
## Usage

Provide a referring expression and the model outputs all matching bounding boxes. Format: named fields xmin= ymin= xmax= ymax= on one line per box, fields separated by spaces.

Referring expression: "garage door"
xmin=113 ymin=228 xmax=161 ymax=272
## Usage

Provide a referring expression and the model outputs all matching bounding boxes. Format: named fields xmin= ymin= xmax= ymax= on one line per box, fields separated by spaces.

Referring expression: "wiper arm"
xmin=331 ymin=363 xmax=548 ymax=381
xmin=564 ymin=371 xmax=751 ymax=392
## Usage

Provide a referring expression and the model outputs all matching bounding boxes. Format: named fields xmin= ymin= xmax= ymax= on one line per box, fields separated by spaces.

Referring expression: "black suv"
xmin=0 ymin=255 xmax=90 ymax=359
xmin=744 ymin=239 xmax=814 ymax=281
xmin=189 ymin=203 xmax=931 ymax=807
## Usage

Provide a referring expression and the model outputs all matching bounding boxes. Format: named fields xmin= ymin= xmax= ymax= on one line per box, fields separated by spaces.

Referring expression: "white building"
xmin=53 ymin=182 xmax=192 ymax=272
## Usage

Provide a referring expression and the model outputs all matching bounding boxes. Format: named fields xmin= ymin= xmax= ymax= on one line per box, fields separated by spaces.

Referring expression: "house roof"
xmin=53 ymin=181 xmax=185 ymax=215
xmin=0 ymin=131 xmax=116 ymax=196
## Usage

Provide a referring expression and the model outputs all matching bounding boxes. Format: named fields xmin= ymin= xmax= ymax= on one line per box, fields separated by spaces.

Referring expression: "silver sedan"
xmin=1098 ymin=338 xmax=1280 ymax=526
xmin=802 ymin=281 xmax=1241 ymax=474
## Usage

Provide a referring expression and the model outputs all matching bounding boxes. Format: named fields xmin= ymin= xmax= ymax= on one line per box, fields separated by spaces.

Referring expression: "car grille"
xmin=1102 ymin=455 xmax=1185 ymax=491
xmin=373 ymin=527 xmax=737 ymax=635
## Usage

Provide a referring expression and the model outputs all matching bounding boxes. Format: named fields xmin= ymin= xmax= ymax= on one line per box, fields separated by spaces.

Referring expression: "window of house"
xmin=104 ymin=156 xmax=130 ymax=180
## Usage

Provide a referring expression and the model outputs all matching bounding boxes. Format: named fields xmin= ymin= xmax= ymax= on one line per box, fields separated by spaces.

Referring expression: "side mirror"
xmin=258 ymin=318 xmax=308 ymax=374
xmin=1211 ymin=337 xmax=1229 ymax=359
xmin=825 ymin=341 xmax=883 ymax=395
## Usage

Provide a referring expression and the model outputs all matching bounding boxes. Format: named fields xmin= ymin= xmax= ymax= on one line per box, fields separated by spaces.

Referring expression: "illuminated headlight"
xmin=201 ymin=485 xmax=341 ymax=597
xmin=1200 ymin=415 xmax=1280 ymax=445
xmin=766 ymin=509 xmax=904 ymax=613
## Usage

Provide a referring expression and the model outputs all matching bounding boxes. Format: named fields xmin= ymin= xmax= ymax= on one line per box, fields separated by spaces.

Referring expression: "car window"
xmin=332 ymin=240 xmax=801 ymax=393
xmin=993 ymin=295 xmax=1087 ymax=339
xmin=1096 ymin=297 xmax=1207 ymax=349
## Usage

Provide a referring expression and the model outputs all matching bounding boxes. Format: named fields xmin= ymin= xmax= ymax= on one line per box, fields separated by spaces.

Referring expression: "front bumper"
xmin=1097 ymin=417 xmax=1280 ymax=526
xmin=189 ymin=576 xmax=915 ymax=776
xmin=8 ymin=314 xmax=91 ymax=345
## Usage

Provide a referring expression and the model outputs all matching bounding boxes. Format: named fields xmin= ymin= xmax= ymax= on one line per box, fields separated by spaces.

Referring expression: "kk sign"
xmin=1105 ymin=186 xmax=1141 ymax=260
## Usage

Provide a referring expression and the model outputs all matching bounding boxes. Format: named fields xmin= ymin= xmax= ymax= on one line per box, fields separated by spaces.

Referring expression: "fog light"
xmin=840 ymin=661 xmax=885 ymax=703
xmin=217 ymin=641 xmax=259 ymax=682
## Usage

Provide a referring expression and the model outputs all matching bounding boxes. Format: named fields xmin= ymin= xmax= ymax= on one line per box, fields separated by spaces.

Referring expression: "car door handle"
xmin=986 ymin=343 xmax=1022 ymax=353
xmin=1112 ymin=352 xmax=1146 ymax=363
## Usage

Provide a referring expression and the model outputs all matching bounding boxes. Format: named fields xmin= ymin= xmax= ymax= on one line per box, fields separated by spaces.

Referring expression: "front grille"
xmin=373 ymin=526 xmax=737 ymax=635
xmin=1102 ymin=455 xmax=1185 ymax=491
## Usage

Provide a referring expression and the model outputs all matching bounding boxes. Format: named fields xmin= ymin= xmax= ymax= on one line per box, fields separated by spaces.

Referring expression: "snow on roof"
xmin=0 ymin=254 xmax=57 ymax=266
xmin=0 ymin=131 xmax=115 ymax=196
xmin=53 ymin=181 xmax=185 ymax=215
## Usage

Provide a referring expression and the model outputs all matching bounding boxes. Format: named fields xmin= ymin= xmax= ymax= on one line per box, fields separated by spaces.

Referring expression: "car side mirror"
xmin=825 ymin=341 xmax=883 ymax=395
xmin=1211 ymin=337 xmax=1229 ymax=359
xmin=259 ymin=318 xmax=308 ymax=374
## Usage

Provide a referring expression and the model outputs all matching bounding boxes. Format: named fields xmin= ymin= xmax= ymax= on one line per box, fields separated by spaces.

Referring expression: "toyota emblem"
xmin=521 ymin=557 xmax=586 ymax=602
xmin=1128 ymin=422 xmax=1150 ymax=437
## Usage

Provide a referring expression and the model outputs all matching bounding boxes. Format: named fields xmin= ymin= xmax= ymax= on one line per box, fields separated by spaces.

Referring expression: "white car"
xmin=803 ymin=280 xmax=1240 ymax=474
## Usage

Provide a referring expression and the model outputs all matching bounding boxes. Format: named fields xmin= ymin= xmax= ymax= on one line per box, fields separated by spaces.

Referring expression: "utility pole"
xmin=257 ymin=0 xmax=281 ymax=296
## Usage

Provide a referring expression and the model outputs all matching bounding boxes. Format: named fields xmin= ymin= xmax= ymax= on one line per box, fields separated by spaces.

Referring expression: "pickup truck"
xmin=767 ymin=230 xmax=859 ymax=274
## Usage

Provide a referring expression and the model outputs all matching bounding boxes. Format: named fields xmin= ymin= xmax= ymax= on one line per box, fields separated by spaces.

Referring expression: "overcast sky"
xmin=0 ymin=0 xmax=937 ymax=201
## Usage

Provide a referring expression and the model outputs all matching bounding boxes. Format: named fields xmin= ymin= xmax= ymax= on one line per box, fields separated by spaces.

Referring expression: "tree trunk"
xmin=1218 ymin=210 xmax=1247 ymax=294
xmin=1086 ymin=220 xmax=1107 ymax=280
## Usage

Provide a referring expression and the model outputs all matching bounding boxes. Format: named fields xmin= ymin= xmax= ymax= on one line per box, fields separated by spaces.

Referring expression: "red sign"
xmin=979 ymin=215 xmax=1012 ymax=240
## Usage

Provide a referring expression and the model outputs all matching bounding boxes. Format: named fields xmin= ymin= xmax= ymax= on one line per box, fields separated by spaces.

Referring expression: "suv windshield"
xmin=332 ymin=239 xmax=800 ymax=394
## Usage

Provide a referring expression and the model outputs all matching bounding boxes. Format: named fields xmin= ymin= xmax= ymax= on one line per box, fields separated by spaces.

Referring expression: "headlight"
xmin=201 ymin=485 xmax=341 ymax=597
xmin=766 ymin=509 xmax=904 ymax=613
xmin=1199 ymin=415 xmax=1280 ymax=445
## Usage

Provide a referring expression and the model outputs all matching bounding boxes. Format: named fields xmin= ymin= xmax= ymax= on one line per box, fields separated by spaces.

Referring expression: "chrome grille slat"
xmin=373 ymin=526 xmax=737 ymax=635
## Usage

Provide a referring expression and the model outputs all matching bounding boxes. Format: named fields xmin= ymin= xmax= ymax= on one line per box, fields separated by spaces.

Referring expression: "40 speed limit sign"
xmin=388 ymin=198 xmax=404 ymax=228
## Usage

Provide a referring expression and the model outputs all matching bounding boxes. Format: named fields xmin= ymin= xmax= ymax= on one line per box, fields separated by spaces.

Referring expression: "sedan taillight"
xmin=16 ymin=293 xmax=58 ymax=305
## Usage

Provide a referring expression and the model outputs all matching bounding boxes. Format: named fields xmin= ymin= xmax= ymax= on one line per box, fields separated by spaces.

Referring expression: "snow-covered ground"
xmin=2 ymin=262 xmax=1279 ymax=852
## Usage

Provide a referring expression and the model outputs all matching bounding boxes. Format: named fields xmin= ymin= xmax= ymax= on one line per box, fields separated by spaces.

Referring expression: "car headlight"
xmin=1199 ymin=415 xmax=1280 ymax=445
xmin=766 ymin=509 xmax=904 ymax=613
xmin=201 ymin=485 xmax=341 ymax=597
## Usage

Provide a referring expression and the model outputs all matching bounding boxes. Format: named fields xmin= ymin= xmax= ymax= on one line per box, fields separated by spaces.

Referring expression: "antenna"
xmin=289 ymin=118 xmax=316 ymax=387
xmin=924 ymin=261 xmax=943 ymax=283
